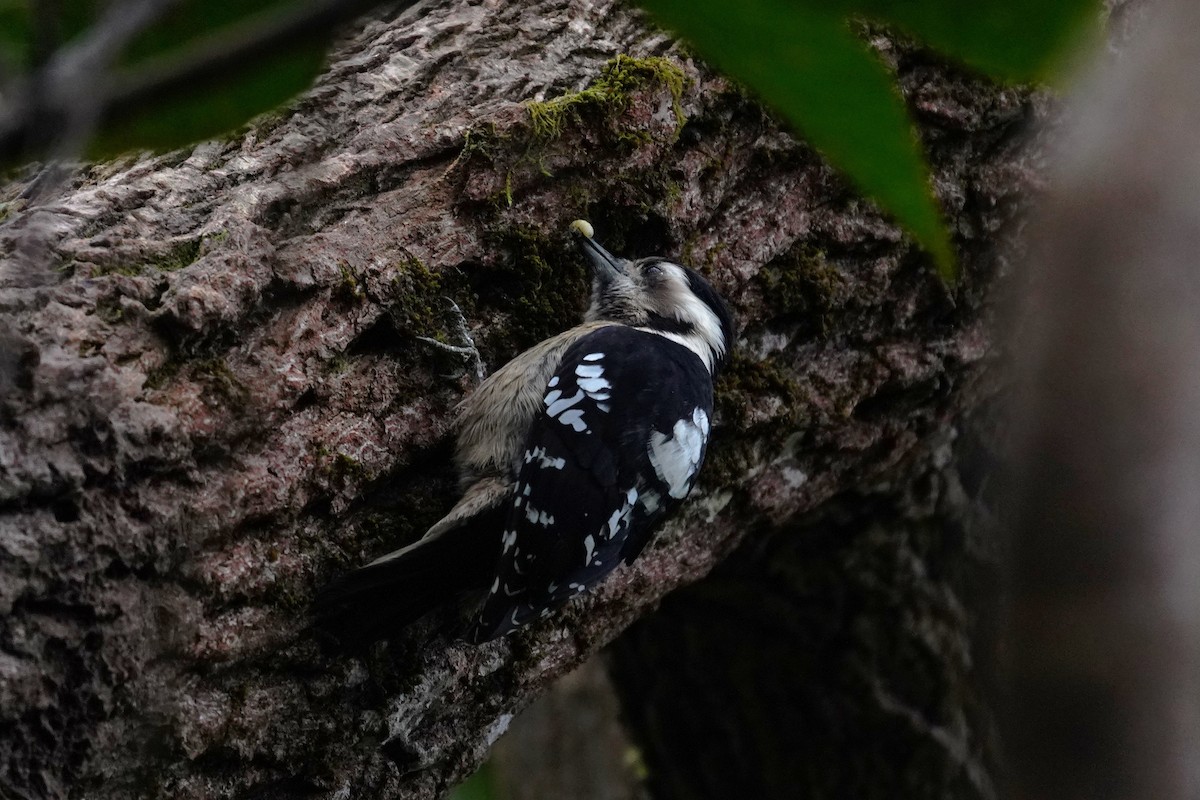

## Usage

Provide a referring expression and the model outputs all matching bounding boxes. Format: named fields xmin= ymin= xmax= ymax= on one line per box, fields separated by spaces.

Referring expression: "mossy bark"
xmin=0 ymin=0 xmax=1071 ymax=798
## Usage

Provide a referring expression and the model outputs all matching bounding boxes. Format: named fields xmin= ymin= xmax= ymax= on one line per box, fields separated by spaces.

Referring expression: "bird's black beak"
xmin=573 ymin=229 xmax=626 ymax=283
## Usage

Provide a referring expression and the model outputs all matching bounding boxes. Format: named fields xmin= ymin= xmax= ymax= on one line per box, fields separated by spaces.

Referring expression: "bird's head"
xmin=573 ymin=223 xmax=734 ymax=374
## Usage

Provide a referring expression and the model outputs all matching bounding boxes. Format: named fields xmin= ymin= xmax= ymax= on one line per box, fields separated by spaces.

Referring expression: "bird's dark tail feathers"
xmin=312 ymin=510 xmax=503 ymax=645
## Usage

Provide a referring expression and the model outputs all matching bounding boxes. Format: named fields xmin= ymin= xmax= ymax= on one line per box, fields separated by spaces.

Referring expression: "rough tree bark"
xmin=0 ymin=0 xmax=1082 ymax=797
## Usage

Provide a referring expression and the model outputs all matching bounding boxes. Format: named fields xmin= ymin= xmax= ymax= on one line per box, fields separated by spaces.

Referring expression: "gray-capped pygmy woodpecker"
xmin=315 ymin=221 xmax=734 ymax=643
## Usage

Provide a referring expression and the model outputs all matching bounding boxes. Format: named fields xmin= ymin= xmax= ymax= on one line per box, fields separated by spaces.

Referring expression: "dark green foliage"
xmin=0 ymin=0 xmax=395 ymax=165
xmin=448 ymin=761 xmax=500 ymax=800
xmin=92 ymin=42 xmax=326 ymax=156
xmin=119 ymin=0 xmax=300 ymax=66
xmin=833 ymin=0 xmax=1101 ymax=82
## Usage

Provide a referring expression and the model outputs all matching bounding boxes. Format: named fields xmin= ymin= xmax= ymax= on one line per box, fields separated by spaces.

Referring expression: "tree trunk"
xmin=0 ymin=0 xmax=1066 ymax=797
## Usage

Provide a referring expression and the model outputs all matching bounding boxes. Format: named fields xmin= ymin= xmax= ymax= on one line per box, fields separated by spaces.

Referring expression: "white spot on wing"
xmin=583 ymin=353 xmax=604 ymax=362
xmin=546 ymin=389 xmax=583 ymax=416
xmin=523 ymin=506 xmax=555 ymax=526
xmin=648 ymin=408 xmax=708 ymax=498
xmin=575 ymin=364 xmax=604 ymax=379
xmin=558 ymin=408 xmax=587 ymax=432
xmin=577 ymin=376 xmax=610 ymax=394
xmin=527 ymin=445 xmax=567 ymax=470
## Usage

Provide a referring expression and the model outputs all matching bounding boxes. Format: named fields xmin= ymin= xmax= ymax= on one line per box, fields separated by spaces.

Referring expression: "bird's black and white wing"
xmin=469 ymin=325 xmax=713 ymax=642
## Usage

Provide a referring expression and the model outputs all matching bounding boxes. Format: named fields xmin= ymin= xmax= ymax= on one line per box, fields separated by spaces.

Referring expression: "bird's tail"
xmin=312 ymin=512 xmax=502 ymax=644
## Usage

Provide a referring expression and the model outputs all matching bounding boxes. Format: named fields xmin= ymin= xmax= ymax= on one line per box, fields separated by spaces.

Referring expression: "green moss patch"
xmin=91 ymin=237 xmax=203 ymax=277
xmin=484 ymin=223 xmax=590 ymax=352
xmin=191 ymin=357 xmax=249 ymax=405
xmin=717 ymin=351 xmax=804 ymax=430
xmin=144 ymin=358 xmax=182 ymax=390
xmin=757 ymin=245 xmax=848 ymax=335
xmin=451 ymin=55 xmax=691 ymax=210
xmin=388 ymin=254 xmax=448 ymax=338
xmin=152 ymin=238 xmax=202 ymax=272
xmin=526 ymin=55 xmax=690 ymax=144
xmin=337 ymin=263 xmax=365 ymax=302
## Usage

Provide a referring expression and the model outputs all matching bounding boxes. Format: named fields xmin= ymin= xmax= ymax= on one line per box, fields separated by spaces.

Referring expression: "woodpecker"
xmin=316 ymin=221 xmax=734 ymax=643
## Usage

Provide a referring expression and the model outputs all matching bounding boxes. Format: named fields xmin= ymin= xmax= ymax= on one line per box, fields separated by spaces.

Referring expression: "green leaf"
xmin=0 ymin=2 xmax=32 ymax=72
xmin=448 ymin=761 xmax=500 ymax=800
xmin=818 ymin=0 xmax=1101 ymax=82
xmin=120 ymin=0 xmax=297 ymax=66
xmin=89 ymin=40 xmax=325 ymax=157
xmin=0 ymin=1 xmax=332 ymax=161
xmin=87 ymin=3 xmax=333 ymax=158
xmin=0 ymin=0 xmax=99 ymax=71
xmin=640 ymin=0 xmax=954 ymax=276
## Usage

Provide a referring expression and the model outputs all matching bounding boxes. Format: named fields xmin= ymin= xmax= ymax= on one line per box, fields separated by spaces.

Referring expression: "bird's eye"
xmin=644 ymin=263 xmax=664 ymax=279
